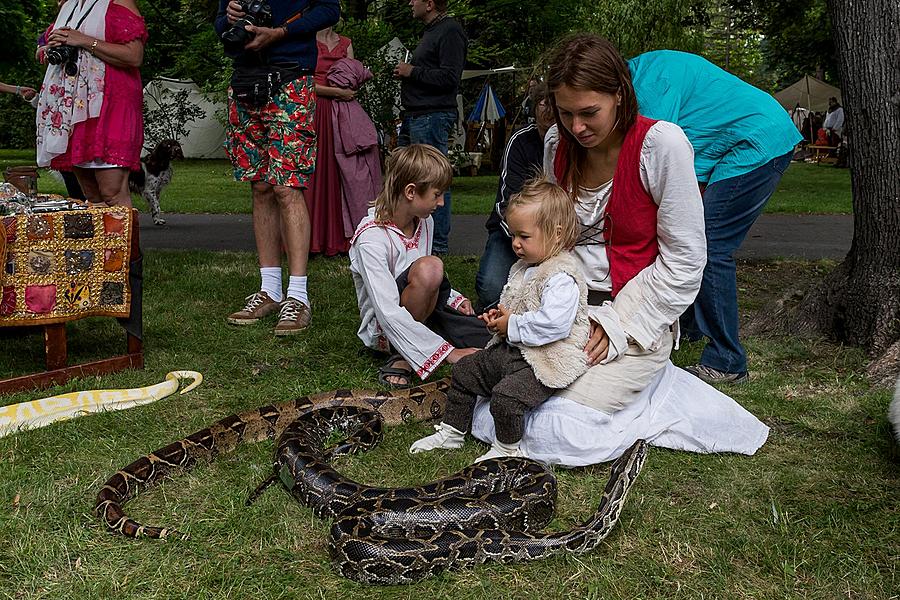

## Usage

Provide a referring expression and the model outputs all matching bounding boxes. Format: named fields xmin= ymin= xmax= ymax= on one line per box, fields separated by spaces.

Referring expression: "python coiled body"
xmin=272 ymin=405 xmax=647 ymax=585
xmin=94 ymin=380 xmax=647 ymax=584
xmin=94 ymin=380 xmax=448 ymax=539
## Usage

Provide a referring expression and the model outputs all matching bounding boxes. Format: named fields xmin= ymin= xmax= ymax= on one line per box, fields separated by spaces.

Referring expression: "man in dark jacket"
xmin=215 ymin=0 xmax=339 ymax=336
xmin=393 ymin=0 xmax=467 ymax=255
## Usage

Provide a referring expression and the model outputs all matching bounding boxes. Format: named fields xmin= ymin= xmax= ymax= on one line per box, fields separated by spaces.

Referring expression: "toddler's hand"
xmin=479 ymin=308 xmax=499 ymax=324
xmin=487 ymin=305 xmax=511 ymax=337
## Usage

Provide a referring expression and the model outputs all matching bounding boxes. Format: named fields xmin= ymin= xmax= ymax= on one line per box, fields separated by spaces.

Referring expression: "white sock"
xmin=260 ymin=267 xmax=283 ymax=302
xmin=286 ymin=275 xmax=308 ymax=306
xmin=476 ymin=438 xmax=523 ymax=462
xmin=409 ymin=422 xmax=466 ymax=454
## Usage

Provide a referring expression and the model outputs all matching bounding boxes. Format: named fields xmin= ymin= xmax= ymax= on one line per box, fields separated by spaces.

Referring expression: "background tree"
xmin=0 ymin=0 xmax=55 ymax=149
xmin=728 ymin=0 xmax=838 ymax=87
xmin=751 ymin=0 xmax=900 ymax=384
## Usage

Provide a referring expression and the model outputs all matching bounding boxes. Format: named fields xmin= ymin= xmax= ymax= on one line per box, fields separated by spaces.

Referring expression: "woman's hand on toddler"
xmin=585 ymin=319 xmax=610 ymax=366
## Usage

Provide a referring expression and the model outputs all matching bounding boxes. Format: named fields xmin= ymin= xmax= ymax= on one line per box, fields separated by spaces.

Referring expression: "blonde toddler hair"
xmin=374 ymin=144 xmax=452 ymax=222
xmin=506 ymin=175 xmax=579 ymax=261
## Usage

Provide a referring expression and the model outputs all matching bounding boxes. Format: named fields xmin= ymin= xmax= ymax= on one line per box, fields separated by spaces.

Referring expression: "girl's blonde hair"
xmin=375 ymin=144 xmax=453 ymax=222
xmin=506 ymin=175 xmax=579 ymax=261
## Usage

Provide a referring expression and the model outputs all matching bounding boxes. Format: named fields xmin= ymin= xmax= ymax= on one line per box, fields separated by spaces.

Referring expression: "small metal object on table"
xmin=0 ymin=206 xmax=143 ymax=394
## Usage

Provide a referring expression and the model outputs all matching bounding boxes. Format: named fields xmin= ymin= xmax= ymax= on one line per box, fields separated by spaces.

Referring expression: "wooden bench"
xmin=807 ymin=145 xmax=838 ymax=163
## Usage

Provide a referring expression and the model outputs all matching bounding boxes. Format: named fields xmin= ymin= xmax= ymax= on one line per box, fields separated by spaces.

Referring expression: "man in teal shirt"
xmin=629 ymin=50 xmax=802 ymax=384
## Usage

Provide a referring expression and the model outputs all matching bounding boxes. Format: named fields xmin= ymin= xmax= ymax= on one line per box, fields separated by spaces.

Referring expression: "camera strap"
xmin=61 ymin=0 xmax=104 ymax=30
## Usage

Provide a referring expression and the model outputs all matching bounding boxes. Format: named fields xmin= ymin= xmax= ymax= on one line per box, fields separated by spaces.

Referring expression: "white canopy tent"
xmin=773 ymin=75 xmax=842 ymax=113
xmin=143 ymin=78 xmax=226 ymax=158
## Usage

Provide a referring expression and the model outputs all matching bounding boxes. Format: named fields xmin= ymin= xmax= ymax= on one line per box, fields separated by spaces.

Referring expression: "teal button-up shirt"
xmin=629 ymin=50 xmax=802 ymax=184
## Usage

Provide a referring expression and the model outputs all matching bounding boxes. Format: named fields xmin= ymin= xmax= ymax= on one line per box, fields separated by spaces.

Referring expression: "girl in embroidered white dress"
xmin=349 ymin=145 xmax=490 ymax=388
xmin=410 ymin=178 xmax=590 ymax=462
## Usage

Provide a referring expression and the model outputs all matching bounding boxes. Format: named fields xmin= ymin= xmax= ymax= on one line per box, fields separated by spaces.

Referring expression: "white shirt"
xmin=506 ymin=270 xmax=580 ymax=346
xmin=544 ymin=121 xmax=707 ymax=352
xmin=349 ymin=208 xmax=467 ymax=379
xmin=823 ymin=106 xmax=844 ymax=134
xmin=571 ymin=180 xmax=614 ymax=292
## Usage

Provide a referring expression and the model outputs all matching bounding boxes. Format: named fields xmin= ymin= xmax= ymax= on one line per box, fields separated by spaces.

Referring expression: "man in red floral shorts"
xmin=214 ymin=0 xmax=339 ymax=336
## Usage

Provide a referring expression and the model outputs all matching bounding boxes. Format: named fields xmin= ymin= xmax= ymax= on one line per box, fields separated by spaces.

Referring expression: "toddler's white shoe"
xmin=475 ymin=439 xmax=525 ymax=462
xmin=409 ymin=422 xmax=466 ymax=454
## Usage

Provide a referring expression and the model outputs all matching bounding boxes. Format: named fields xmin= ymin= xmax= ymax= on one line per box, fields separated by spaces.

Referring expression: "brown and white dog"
xmin=129 ymin=139 xmax=184 ymax=225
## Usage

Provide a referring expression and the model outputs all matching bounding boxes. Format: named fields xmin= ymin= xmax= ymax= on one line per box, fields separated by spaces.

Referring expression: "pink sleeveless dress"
xmin=306 ymin=36 xmax=352 ymax=256
xmin=50 ymin=3 xmax=148 ymax=171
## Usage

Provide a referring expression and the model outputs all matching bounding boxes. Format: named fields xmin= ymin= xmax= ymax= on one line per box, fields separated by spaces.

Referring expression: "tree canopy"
xmin=0 ymin=0 xmax=839 ymax=148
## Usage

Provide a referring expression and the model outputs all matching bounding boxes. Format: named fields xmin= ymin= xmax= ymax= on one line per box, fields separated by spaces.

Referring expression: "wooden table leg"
xmin=44 ymin=323 xmax=67 ymax=370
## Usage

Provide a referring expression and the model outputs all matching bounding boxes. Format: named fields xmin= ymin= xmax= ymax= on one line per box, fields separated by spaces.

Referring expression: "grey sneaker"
xmin=227 ymin=291 xmax=282 ymax=325
xmin=684 ymin=364 xmax=750 ymax=384
xmin=274 ymin=298 xmax=311 ymax=336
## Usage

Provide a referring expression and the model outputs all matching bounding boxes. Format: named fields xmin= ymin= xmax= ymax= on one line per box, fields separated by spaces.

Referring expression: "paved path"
xmin=138 ymin=213 xmax=853 ymax=260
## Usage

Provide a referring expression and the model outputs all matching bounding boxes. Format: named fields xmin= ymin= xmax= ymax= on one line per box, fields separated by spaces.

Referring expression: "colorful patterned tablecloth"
xmin=0 ymin=207 xmax=133 ymax=326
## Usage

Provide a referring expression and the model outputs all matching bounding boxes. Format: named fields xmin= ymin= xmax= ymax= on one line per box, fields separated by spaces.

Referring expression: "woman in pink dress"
xmin=306 ymin=27 xmax=355 ymax=255
xmin=35 ymin=0 xmax=147 ymax=208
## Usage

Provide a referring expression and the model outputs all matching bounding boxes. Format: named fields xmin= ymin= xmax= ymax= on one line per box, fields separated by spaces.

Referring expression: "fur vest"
xmin=490 ymin=252 xmax=590 ymax=389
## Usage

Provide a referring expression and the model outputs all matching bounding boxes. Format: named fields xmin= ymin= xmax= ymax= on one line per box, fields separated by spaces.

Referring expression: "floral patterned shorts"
xmin=225 ymin=76 xmax=316 ymax=189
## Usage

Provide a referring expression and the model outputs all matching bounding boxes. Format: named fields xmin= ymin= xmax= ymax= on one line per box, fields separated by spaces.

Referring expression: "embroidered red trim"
xmin=351 ymin=218 xmax=422 ymax=251
xmin=417 ymin=341 xmax=453 ymax=378
xmin=448 ymin=294 xmax=467 ymax=310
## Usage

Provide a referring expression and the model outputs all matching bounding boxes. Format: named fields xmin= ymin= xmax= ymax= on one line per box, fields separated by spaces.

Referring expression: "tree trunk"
xmin=794 ymin=0 xmax=900 ymax=374
xmin=756 ymin=1 xmax=900 ymax=379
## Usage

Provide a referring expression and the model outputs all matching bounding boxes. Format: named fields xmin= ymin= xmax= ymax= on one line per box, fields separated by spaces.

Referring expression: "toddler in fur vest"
xmin=410 ymin=177 xmax=589 ymax=462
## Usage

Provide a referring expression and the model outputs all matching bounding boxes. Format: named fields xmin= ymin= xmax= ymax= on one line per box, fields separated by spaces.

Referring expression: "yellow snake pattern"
xmin=0 ymin=371 xmax=202 ymax=437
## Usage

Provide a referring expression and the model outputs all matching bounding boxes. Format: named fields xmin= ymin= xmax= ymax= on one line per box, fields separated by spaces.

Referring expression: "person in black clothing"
xmin=393 ymin=0 xmax=467 ymax=255
xmin=475 ymin=83 xmax=554 ymax=311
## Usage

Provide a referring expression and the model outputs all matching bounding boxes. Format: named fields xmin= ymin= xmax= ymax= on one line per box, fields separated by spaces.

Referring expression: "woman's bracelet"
xmin=90 ymin=39 xmax=99 ymax=56
xmin=15 ymin=85 xmax=21 ymax=97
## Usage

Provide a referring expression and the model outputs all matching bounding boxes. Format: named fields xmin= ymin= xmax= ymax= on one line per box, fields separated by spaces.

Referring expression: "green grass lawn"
xmin=1 ymin=149 xmax=852 ymax=216
xmin=1 ymin=252 xmax=897 ymax=599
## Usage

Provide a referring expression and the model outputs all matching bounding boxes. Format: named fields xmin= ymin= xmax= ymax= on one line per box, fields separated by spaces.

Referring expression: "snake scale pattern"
xmin=94 ymin=380 xmax=647 ymax=584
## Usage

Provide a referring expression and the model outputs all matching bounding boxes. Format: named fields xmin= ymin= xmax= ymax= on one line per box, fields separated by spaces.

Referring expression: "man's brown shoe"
xmin=274 ymin=298 xmax=311 ymax=336
xmin=227 ymin=291 xmax=282 ymax=325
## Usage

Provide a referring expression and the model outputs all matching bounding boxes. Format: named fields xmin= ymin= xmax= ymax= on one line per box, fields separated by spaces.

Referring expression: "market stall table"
xmin=0 ymin=206 xmax=143 ymax=393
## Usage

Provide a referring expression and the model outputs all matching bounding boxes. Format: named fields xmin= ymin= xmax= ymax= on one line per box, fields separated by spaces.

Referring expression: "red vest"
xmin=554 ymin=115 xmax=659 ymax=296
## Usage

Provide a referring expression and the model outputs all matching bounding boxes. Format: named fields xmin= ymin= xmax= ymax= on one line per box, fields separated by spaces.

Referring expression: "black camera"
xmin=221 ymin=0 xmax=273 ymax=54
xmin=46 ymin=44 xmax=80 ymax=77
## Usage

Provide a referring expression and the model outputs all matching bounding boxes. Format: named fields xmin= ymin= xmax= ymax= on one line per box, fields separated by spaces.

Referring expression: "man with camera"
xmin=393 ymin=0 xmax=467 ymax=256
xmin=215 ymin=0 xmax=339 ymax=336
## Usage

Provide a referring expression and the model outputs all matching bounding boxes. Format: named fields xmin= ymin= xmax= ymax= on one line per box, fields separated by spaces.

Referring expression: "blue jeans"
xmin=683 ymin=151 xmax=793 ymax=374
xmin=475 ymin=227 xmax=518 ymax=310
xmin=398 ymin=110 xmax=457 ymax=254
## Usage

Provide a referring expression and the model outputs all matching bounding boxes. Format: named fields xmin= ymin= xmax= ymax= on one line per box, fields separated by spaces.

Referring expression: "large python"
xmin=95 ymin=380 xmax=450 ymax=539
xmin=94 ymin=380 xmax=647 ymax=584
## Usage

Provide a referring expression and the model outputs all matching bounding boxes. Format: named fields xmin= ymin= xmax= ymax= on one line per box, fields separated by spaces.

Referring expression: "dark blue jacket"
xmin=215 ymin=0 xmax=340 ymax=70
xmin=485 ymin=124 xmax=544 ymax=235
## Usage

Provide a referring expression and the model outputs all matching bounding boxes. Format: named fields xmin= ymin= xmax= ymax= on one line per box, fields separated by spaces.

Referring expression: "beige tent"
xmin=773 ymin=75 xmax=842 ymax=113
xmin=143 ymin=78 xmax=226 ymax=158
